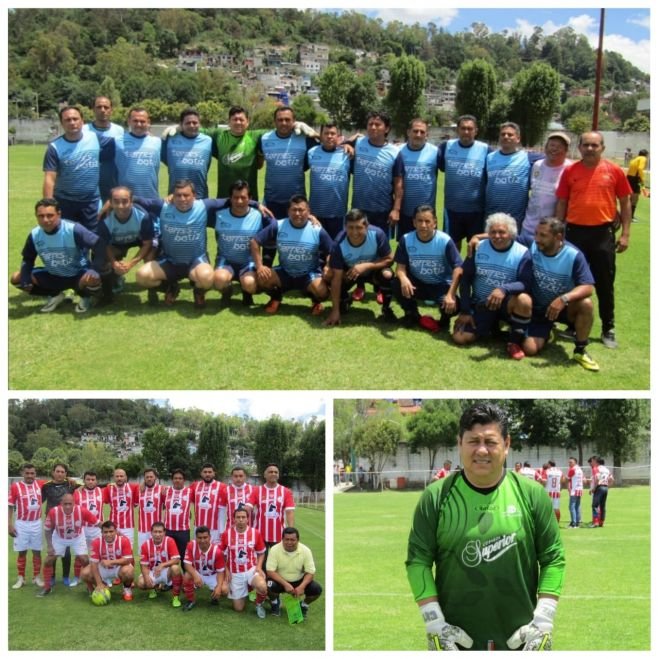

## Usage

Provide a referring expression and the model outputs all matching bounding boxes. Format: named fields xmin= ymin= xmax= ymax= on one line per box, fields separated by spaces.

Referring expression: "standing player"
xmin=219 ymin=508 xmax=268 ymax=618
xmin=137 ymin=521 xmax=183 ymax=607
xmin=163 ymin=468 xmax=193 ymax=561
xmin=324 ymin=208 xmax=394 ymax=326
xmin=8 ymin=463 xmax=45 ymax=589
xmin=181 ymin=526 xmax=226 ymax=611
xmin=103 ymin=468 xmax=138 ymax=550
xmin=564 ymin=457 xmax=584 ymax=528
xmin=137 ymin=468 xmax=166 ymax=550
xmin=39 ymin=493 xmax=100 ymax=597
xmin=543 ymin=460 xmax=564 ymax=523
xmin=190 ymin=463 xmax=226 ymax=542
xmin=224 ymin=467 xmax=254 ymax=524
xmin=626 ymin=149 xmax=649 ymax=220
xmin=520 ymin=462 xmax=536 ymax=479
xmin=589 ymin=457 xmax=613 ymax=527
xmin=72 ymin=470 xmax=104 ymax=587
xmin=81 ymin=520 xmax=134 ymax=601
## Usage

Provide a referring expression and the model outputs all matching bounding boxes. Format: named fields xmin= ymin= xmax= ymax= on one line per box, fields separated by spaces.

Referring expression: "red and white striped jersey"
xmin=103 ymin=483 xmax=139 ymax=529
xmin=75 ymin=486 xmax=104 ymax=524
xmin=219 ymin=525 xmax=265 ymax=574
xmin=535 ymin=469 xmax=546 ymax=483
xmin=544 ymin=467 xmax=563 ymax=498
xmin=183 ymin=540 xmax=225 ymax=576
xmin=163 ymin=486 xmax=192 ymax=532
xmin=190 ymin=480 xmax=225 ymax=530
xmin=138 ymin=484 xmax=164 ymax=533
xmin=225 ymin=484 xmax=253 ymax=522
xmin=90 ymin=533 xmax=133 ymax=563
xmin=8 ymin=480 xmax=43 ymax=522
xmin=595 ymin=465 xmax=611 ymax=486
xmin=140 ymin=535 xmax=180 ymax=568
xmin=567 ymin=465 xmax=584 ymax=496
xmin=248 ymin=484 xmax=295 ymax=544
xmin=45 ymin=504 xmax=98 ymax=539
xmin=434 ymin=468 xmax=451 ymax=480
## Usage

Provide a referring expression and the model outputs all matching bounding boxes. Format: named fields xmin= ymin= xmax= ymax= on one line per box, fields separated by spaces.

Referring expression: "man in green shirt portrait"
xmin=406 ymin=402 xmax=565 ymax=651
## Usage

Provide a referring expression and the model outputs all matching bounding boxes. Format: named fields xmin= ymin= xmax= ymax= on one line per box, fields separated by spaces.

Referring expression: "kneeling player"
xmin=137 ymin=522 xmax=183 ymax=607
xmin=219 ymin=509 xmax=268 ymax=618
xmin=81 ymin=520 xmax=134 ymax=601
xmin=181 ymin=526 xmax=225 ymax=611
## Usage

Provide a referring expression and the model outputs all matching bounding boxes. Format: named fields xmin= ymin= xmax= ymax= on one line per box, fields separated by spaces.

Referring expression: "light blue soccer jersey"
xmin=472 ymin=239 xmax=530 ymax=304
xmin=307 ymin=145 xmax=351 ymax=218
xmin=397 ymin=230 xmax=461 ymax=286
xmin=43 ymin=132 xmax=110 ymax=202
xmin=439 ymin=139 xmax=489 ymax=213
xmin=530 ymin=241 xmax=594 ymax=310
xmin=115 ymin=133 xmax=162 ymax=198
xmin=259 ymin=131 xmax=312 ymax=206
xmin=31 ymin=220 xmax=89 ymax=276
xmin=400 ymin=142 xmax=439 ymax=217
xmin=83 ymin=122 xmax=123 ymax=200
xmin=162 ymin=132 xmax=213 ymax=198
xmin=157 ymin=200 xmax=209 ymax=265
xmin=485 ymin=150 xmax=533 ymax=225
xmin=276 ymin=218 xmax=324 ymax=277
xmin=214 ymin=207 xmax=267 ymax=268
xmin=329 ymin=225 xmax=390 ymax=270
xmin=99 ymin=205 xmax=152 ymax=247
xmin=352 ymin=137 xmax=404 ymax=213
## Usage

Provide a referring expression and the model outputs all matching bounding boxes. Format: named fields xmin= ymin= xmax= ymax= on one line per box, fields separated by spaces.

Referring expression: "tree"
xmin=406 ymin=400 xmax=462 ymax=473
xmin=141 ymin=425 xmax=171 ymax=477
xmin=253 ymin=416 xmax=298 ymax=484
xmin=291 ymin=93 xmax=319 ymax=126
xmin=317 ymin=63 xmax=357 ymax=129
xmin=196 ymin=417 xmax=230 ymax=478
xmin=346 ymin=73 xmax=379 ymax=129
xmin=623 ymin=113 xmax=650 ymax=133
xmin=353 ymin=417 xmax=403 ymax=489
xmin=296 ymin=419 xmax=325 ymax=491
xmin=70 ymin=441 xmax=117 ymax=480
xmin=386 ymin=55 xmax=427 ymax=137
xmin=509 ymin=62 xmax=561 ymax=146
xmin=8 ymin=450 xmax=25 ymax=475
xmin=455 ymin=59 xmax=497 ymax=130
xmin=24 ymin=425 xmax=63 ymax=458
xmin=31 ymin=447 xmax=53 ymax=475
xmin=566 ymin=112 xmax=593 ymax=136
xmin=115 ymin=453 xmax=145 ymax=480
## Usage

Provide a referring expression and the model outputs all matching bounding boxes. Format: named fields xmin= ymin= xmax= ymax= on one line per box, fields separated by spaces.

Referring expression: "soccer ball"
xmin=91 ymin=588 xmax=111 ymax=606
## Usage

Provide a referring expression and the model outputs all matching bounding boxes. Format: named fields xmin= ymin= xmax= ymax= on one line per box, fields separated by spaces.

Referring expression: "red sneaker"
xmin=122 ymin=589 xmax=133 ymax=601
xmin=376 ymin=291 xmax=384 ymax=305
xmin=351 ymin=286 xmax=365 ymax=302
xmin=264 ymin=299 xmax=280 ymax=314
xmin=419 ymin=315 xmax=440 ymax=333
xmin=506 ymin=342 xmax=525 ymax=360
xmin=310 ymin=302 xmax=324 ymax=316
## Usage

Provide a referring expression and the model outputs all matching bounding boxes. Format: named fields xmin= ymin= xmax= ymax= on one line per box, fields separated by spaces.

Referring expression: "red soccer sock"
xmin=33 ymin=555 xmax=42 ymax=578
xmin=183 ymin=579 xmax=196 ymax=602
xmin=42 ymin=564 xmax=54 ymax=588
xmin=172 ymin=574 xmax=182 ymax=596
xmin=17 ymin=555 xmax=26 ymax=578
xmin=555 ymin=510 xmax=560 ymax=523
xmin=255 ymin=592 xmax=267 ymax=605
xmin=74 ymin=557 xmax=82 ymax=578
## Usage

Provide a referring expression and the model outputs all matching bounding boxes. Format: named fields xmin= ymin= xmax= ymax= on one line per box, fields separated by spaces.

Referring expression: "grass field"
xmin=334 ymin=487 xmax=650 ymax=651
xmin=8 ymin=506 xmax=325 ymax=651
xmin=8 ymin=145 xmax=650 ymax=390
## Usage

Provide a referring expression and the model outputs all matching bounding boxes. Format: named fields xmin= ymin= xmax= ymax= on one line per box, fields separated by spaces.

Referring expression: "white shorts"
xmin=98 ymin=564 xmax=121 ymax=582
xmin=13 ymin=519 xmax=42 ymax=552
xmin=146 ymin=568 xmax=172 ymax=587
xmin=197 ymin=573 xmax=220 ymax=591
xmin=228 ymin=567 xmax=258 ymax=600
xmin=551 ymin=497 xmax=561 ymax=510
xmin=116 ymin=527 xmax=134 ymax=549
xmin=52 ymin=532 xmax=88 ymax=558
xmin=84 ymin=526 xmax=101 ymax=549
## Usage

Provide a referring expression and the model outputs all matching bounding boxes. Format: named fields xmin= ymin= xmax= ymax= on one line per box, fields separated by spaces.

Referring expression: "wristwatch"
xmin=560 ymin=294 xmax=570 ymax=305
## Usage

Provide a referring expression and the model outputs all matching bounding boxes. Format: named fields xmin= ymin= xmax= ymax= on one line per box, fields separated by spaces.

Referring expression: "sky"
xmin=156 ymin=394 xmax=326 ymax=422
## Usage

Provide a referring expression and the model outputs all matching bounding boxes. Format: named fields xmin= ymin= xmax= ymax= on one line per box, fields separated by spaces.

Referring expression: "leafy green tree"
xmin=73 ymin=441 xmax=118 ymax=480
xmin=483 ymin=92 xmax=512 ymax=142
xmin=115 ymin=453 xmax=145 ymax=480
xmin=386 ymin=55 xmax=427 ymax=136
xmin=509 ymin=62 xmax=561 ymax=146
xmin=253 ymin=416 xmax=298 ymax=484
xmin=623 ymin=114 xmax=650 ymax=133
xmin=24 ymin=425 xmax=62 ymax=458
xmin=197 ymin=417 xmax=230 ymax=478
xmin=31 ymin=447 xmax=53 ymax=475
xmin=455 ymin=59 xmax=497 ymax=130
xmin=567 ymin=112 xmax=593 ymax=136
xmin=291 ymin=94 xmax=319 ymax=126
xmin=296 ymin=419 xmax=325 ymax=491
xmin=9 ymin=450 xmax=26 ymax=475
xmin=347 ymin=73 xmax=379 ymax=129
xmin=141 ymin=425 xmax=171 ymax=477
xmin=353 ymin=418 xmax=404 ymax=489
xmin=317 ymin=63 xmax=357 ymax=129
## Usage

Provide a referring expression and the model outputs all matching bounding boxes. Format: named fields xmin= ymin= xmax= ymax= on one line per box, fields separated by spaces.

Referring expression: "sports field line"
xmin=335 ymin=592 xmax=650 ymax=600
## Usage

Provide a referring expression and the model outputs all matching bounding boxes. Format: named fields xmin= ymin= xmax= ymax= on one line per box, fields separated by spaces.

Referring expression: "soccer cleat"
xmin=68 ymin=578 xmax=79 ymax=588
xmin=32 ymin=576 xmax=44 ymax=588
xmin=270 ymin=599 xmax=281 ymax=616
xmin=147 ymin=288 xmax=159 ymax=305
xmin=112 ymin=577 xmax=122 ymax=586
xmin=122 ymin=588 xmax=133 ymax=601
xmin=12 ymin=576 xmax=25 ymax=590
xmin=310 ymin=302 xmax=324 ymax=316
xmin=74 ymin=297 xmax=92 ymax=314
xmin=264 ymin=298 xmax=280 ymax=314
xmin=419 ymin=315 xmax=440 ymax=333
xmin=182 ymin=601 xmax=197 ymax=612
xmin=171 ymin=594 xmax=181 ymax=607
xmin=40 ymin=292 xmax=67 ymax=313
xmin=256 ymin=603 xmax=266 ymax=619
xmin=351 ymin=286 xmax=365 ymax=302
xmin=36 ymin=587 xmax=52 ymax=597
xmin=62 ymin=576 xmax=71 ymax=587
xmin=572 ymin=350 xmax=600 ymax=372
xmin=376 ymin=290 xmax=384 ymax=305
xmin=193 ymin=288 xmax=207 ymax=308
xmin=164 ymin=282 xmax=180 ymax=306
xmin=301 ymin=602 xmax=309 ymax=619
xmin=506 ymin=342 xmax=525 ymax=360
xmin=601 ymin=330 xmax=618 ymax=349
xmin=149 ymin=589 xmax=158 ymax=600
xmin=112 ymin=275 xmax=125 ymax=294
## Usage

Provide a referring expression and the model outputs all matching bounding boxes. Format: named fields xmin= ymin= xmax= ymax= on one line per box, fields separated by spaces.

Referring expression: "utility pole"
xmin=592 ymin=9 xmax=605 ymax=130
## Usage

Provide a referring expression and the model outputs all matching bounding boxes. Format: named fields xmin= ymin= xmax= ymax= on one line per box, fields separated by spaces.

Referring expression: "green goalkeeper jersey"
xmin=406 ymin=471 xmax=565 ymax=650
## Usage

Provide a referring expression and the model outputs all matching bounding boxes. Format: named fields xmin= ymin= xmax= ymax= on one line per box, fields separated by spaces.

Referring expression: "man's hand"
xmin=293 ymin=584 xmax=305 ymax=598
xmin=441 ymin=292 xmax=457 ymax=315
xmin=161 ymin=125 xmax=179 ymax=139
xmin=545 ymin=296 xmax=566 ymax=322
xmin=420 ymin=601 xmax=473 ymax=651
xmin=616 ymin=234 xmax=629 ymax=253
xmin=466 ymin=235 xmax=482 ymax=258
xmin=486 ymin=288 xmax=505 ymax=311
xmin=507 ymin=598 xmax=556 ymax=651
xmin=256 ymin=265 xmax=272 ymax=284
xmin=8 ymin=524 xmax=17 ymax=537
xmin=144 ymin=575 xmax=155 ymax=590
xmin=345 ymin=263 xmax=370 ymax=281
xmin=324 ymin=309 xmax=341 ymax=327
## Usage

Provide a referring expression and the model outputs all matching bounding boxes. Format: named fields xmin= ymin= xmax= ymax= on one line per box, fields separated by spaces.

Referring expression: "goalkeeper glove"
xmin=420 ymin=601 xmax=473 ymax=651
xmin=293 ymin=121 xmax=317 ymax=138
xmin=506 ymin=597 xmax=557 ymax=651
xmin=161 ymin=124 xmax=179 ymax=139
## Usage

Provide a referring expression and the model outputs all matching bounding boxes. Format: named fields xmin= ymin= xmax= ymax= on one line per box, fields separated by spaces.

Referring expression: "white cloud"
xmin=627 ymin=15 xmax=651 ymax=30
xmin=368 ymin=8 xmax=458 ymax=27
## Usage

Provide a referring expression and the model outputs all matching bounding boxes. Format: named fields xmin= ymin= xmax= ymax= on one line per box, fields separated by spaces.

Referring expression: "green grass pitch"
xmin=8 ymin=145 xmax=650 ymax=390
xmin=8 ymin=506 xmax=325 ymax=651
xmin=333 ymin=486 xmax=650 ymax=651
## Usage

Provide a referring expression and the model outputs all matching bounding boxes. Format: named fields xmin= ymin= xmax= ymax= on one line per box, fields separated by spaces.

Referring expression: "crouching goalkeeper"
xmin=406 ymin=403 xmax=565 ymax=651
